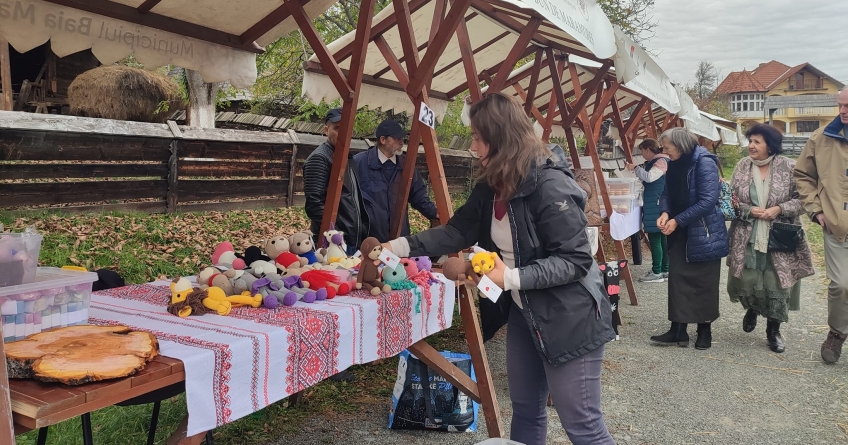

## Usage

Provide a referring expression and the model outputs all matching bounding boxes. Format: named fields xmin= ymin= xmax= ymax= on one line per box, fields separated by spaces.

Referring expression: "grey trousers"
xmin=506 ymin=306 xmax=615 ymax=445
xmin=824 ymin=231 xmax=848 ymax=334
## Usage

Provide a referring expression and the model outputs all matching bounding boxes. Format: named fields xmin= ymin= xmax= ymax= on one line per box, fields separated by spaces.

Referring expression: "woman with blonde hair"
xmin=383 ymin=93 xmax=615 ymax=444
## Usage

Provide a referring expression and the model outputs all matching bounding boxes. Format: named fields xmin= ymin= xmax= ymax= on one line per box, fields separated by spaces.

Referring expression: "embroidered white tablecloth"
xmin=90 ymin=277 xmax=455 ymax=436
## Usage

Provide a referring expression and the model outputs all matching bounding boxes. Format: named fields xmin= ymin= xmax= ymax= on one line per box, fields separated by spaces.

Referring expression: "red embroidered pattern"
xmin=350 ymin=289 xmax=413 ymax=358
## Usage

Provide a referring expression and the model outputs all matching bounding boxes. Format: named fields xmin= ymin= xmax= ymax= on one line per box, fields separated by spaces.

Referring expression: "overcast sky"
xmin=643 ymin=0 xmax=848 ymax=88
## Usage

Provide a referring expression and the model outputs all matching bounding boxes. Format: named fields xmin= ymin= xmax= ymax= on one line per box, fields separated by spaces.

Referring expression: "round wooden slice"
xmin=4 ymin=325 xmax=159 ymax=385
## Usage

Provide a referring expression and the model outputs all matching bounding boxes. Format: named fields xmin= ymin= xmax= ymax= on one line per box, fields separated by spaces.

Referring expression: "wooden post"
xmin=287 ymin=143 xmax=298 ymax=207
xmin=0 ymin=35 xmax=12 ymax=111
xmin=166 ymin=141 xmax=179 ymax=213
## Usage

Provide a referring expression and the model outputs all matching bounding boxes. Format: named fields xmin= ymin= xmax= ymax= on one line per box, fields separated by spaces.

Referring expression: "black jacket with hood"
xmin=404 ymin=152 xmax=615 ymax=366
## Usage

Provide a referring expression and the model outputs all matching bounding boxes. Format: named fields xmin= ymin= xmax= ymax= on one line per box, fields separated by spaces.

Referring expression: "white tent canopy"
xmin=0 ymin=0 xmax=337 ymax=88
xmin=301 ymin=0 xmax=618 ymax=120
xmin=683 ymin=105 xmax=721 ymax=142
xmin=611 ymin=26 xmax=680 ymax=115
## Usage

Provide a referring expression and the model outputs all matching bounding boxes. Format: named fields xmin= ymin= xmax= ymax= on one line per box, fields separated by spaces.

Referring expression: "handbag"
xmin=718 ymin=178 xmax=738 ymax=221
xmin=768 ymin=222 xmax=803 ymax=252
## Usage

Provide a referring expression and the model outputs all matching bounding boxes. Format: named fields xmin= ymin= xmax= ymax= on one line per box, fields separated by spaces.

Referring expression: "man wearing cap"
xmin=303 ymin=108 xmax=368 ymax=255
xmin=353 ymin=119 xmax=439 ymax=243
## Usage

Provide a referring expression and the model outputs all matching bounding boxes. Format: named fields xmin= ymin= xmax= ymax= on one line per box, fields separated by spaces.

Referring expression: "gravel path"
xmin=276 ymin=263 xmax=848 ymax=444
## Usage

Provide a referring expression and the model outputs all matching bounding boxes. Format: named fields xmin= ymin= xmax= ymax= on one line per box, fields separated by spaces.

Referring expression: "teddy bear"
xmin=356 ymin=237 xmax=392 ymax=295
xmin=266 ymin=235 xmax=308 ymax=268
xmin=288 ymin=230 xmax=325 ymax=267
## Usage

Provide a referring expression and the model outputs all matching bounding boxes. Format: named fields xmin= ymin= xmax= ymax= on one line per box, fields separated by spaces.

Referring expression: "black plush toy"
xmin=239 ymin=246 xmax=272 ymax=269
xmin=598 ymin=260 xmax=627 ymax=340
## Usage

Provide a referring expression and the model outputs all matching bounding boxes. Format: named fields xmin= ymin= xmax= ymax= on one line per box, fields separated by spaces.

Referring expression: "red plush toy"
xmin=300 ymin=270 xmax=351 ymax=299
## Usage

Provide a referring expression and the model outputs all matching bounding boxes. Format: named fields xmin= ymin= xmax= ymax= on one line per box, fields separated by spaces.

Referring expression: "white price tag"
xmin=418 ymin=103 xmax=436 ymax=128
xmin=378 ymin=248 xmax=401 ymax=269
xmin=353 ymin=250 xmax=362 ymax=258
xmin=476 ymin=275 xmax=502 ymax=302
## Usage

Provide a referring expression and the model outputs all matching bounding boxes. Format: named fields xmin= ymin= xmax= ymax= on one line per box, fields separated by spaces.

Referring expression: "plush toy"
xmin=167 ymin=277 xmax=262 ymax=318
xmin=288 ymin=231 xmax=325 ymax=266
xmin=411 ymin=256 xmax=432 ymax=273
xmin=471 ymin=251 xmax=498 ymax=275
xmin=242 ymin=246 xmax=272 ymax=268
xmin=598 ymin=260 xmax=627 ymax=340
xmin=300 ymin=269 xmax=351 ymax=298
xmin=382 ymin=263 xmax=410 ymax=288
xmin=197 ymin=266 xmax=236 ymax=295
xmin=441 ymin=257 xmax=482 ymax=285
xmin=255 ymin=273 xmax=324 ymax=308
xmin=400 ymin=258 xmax=419 ymax=279
xmin=211 ymin=241 xmax=246 ymax=270
xmin=321 ymin=226 xmax=348 ymax=264
xmin=356 ymin=237 xmax=392 ymax=295
xmin=266 ymin=235 xmax=308 ymax=268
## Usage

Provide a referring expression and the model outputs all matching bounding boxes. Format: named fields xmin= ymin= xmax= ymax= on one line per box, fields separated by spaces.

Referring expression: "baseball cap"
xmin=375 ymin=119 xmax=409 ymax=139
xmin=325 ymin=108 xmax=342 ymax=123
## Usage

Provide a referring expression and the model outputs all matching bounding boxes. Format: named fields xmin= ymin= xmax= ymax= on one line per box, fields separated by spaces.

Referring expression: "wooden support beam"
xmin=523 ymin=49 xmax=545 ymax=117
xmin=456 ymin=16 xmax=483 ymax=102
xmin=41 ymin=0 xmax=261 ymax=53
xmin=240 ymin=0 xmax=315 ymax=44
xmin=375 ymin=37 xmax=409 ymax=87
xmin=319 ymin=0 xmax=376 ymax=237
xmin=660 ymin=113 xmax=676 ymax=132
xmin=588 ymin=82 xmax=620 ymax=130
xmin=334 ymin=0 xmax=430 ymax=63
xmin=445 ymin=44 xmax=536 ymax=98
xmin=486 ymin=18 xmax=541 ymax=93
xmin=561 ymin=60 xmax=612 ymax=129
xmin=563 ymin=126 xmax=581 ymax=166
xmin=513 ymin=84 xmax=545 ymax=123
xmin=406 ymin=0 xmax=474 ymax=97
xmin=623 ymin=98 xmax=650 ymax=137
xmin=137 ymin=0 xmax=162 ymax=13
xmin=433 ymin=31 xmax=509 ymax=80
xmin=0 ymin=35 xmax=11 ymax=112
xmin=647 ymin=105 xmax=659 ymax=139
xmin=408 ymin=339 xmax=481 ymax=401
xmin=288 ymin=0 xmax=353 ymax=100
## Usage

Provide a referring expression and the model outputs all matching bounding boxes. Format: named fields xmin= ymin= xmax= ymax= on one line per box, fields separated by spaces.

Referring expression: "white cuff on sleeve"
xmin=388 ymin=238 xmax=411 ymax=258
xmin=503 ymin=267 xmax=521 ymax=291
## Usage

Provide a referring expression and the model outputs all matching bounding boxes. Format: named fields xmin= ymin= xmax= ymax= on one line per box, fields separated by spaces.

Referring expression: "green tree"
xmin=598 ymin=0 xmax=657 ymax=43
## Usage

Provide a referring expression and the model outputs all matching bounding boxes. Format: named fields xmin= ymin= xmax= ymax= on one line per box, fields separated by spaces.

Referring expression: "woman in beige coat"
xmin=727 ymin=124 xmax=814 ymax=353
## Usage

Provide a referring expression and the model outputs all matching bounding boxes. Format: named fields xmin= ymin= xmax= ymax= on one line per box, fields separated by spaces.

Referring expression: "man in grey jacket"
xmin=303 ymin=108 xmax=368 ymax=254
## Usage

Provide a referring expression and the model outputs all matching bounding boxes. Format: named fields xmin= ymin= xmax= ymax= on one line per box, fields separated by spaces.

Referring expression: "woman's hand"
xmin=750 ymin=207 xmax=764 ymax=218
xmin=485 ymin=255 xmax=507 ymax=289
xmin=657 ymin=212 xmax=670 ymax=230
xmin=660 ymin=218 xmax=678 ymax=235
xmin=625 ymin=163 xmax=636 ymax=172
xmin=760 ymin=206 xmax=781 ymax=221
xmin=381 ymin=243 xmax=392 ymax=253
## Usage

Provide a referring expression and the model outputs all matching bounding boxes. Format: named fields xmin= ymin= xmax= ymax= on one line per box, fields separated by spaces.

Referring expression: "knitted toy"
xmin=211 ymin=241 xmax=246 ymax=270
xmin=252 ymin=273 xmax=322 ymax=308
xmin=471 ymin=251 xmax=498 ymax=275
xmin=598 ymin=260 xmax=627 ymax=340
xmin=300 ymin=269 xmax=351 ymax=298
xmin=412 ymin=256 xmax=432 ymax=273
xmin=288 ymin=231 xmax=325 ymax=266
xmin=168 ymin=277 xmax=261 ymax=318
xmin=356 ymin=237 xmax=391 ymax=295
xmin=382 ymin=263 xmax=422 ymax=312
xmin=400 ymin=258 xmax=418 ymax=279
xmin=266 ymin=235 xmax=308 ymax=268
xmin=321 ymin=225 xmax=348 ymax=264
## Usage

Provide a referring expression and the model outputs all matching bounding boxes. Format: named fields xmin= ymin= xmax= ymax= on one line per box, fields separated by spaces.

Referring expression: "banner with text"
xmin=612 ymin=26 xmax=680 ymax=115
xmin=0 ymin=0 xmax=257 ymax=87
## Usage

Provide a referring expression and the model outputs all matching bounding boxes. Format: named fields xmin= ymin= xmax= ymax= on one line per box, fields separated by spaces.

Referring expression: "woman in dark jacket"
xmin=384 ymin=93 xmax=615 ymax=445
xmin=652 ymin=128 xmax=729 ymax=350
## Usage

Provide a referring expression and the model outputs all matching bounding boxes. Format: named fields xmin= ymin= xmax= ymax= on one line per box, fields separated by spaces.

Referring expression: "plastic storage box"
xmin=0 ymin=232 xmax=43 ymax=287
xmin=605 ymin=178 xmax=638 ymax=196
xmin=609 ymin=195 xmax=638 ymax=214
xmin=0 ymin=267 xmax=97 ymax=342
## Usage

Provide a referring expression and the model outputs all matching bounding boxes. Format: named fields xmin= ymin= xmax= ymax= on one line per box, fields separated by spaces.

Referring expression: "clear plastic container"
xmin=605 ymin=178 xmax=638 ymax=196
xmin=0 ymin=232 xmax=43 ymax=287
xmin=0 ymin=267 xmax=97 ymax=342
xmin=609 ymin=195 xmax=638 ymax=214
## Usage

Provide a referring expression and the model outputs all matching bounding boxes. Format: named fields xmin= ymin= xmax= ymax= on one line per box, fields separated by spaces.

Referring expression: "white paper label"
xmin=418 ymin=103 xmax=436 ymax=128
xmin=379 ymin=249 xmax=401 ymax=269
xmin=476 ymin=275 xmax=502 ymax=302
xmin=353 ymin=250 xmax=362 ymax=258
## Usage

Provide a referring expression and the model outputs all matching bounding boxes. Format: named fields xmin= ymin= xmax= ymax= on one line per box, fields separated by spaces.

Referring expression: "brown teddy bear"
xmin=288 ymin=231 xmax=325 ymax=267
xmin=356 ymin=237 xmax=391 ymax=295
xmin=265 ymin=235 xmax=308 ymax=268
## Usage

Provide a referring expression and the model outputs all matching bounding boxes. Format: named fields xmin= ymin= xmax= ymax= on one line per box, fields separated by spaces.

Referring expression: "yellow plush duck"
xmin=167 ymin=277 xmax=262 ymax=318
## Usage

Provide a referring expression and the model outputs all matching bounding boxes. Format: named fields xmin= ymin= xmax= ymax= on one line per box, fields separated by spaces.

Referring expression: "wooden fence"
xmin=0 ymin=112 xmax=474 ymax=214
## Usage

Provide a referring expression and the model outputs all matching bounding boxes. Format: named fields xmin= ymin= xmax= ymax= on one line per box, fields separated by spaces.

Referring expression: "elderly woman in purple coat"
xmin=727 ymin=124 xmax=814 ymax=353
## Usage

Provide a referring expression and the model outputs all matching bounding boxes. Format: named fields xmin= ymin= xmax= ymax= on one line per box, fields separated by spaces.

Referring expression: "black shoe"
xmin=766 ymin=319 xmax=785 ymax=353
xmin=695 ymin=323 xmax=712 ymax=350
xmin=328 ymin=369 xmax=355 ymax=382
xmin=650 ymin=322 xmax=689 ymax=347
xmin=743 ymin=309 xmax=758 ymax=333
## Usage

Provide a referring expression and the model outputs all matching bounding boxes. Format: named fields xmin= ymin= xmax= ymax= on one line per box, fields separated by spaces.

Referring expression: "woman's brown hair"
xmin=638 ymin=138 xmax=662 ymax=154
xmin=469 ymin=93 xmax=551 ymax=200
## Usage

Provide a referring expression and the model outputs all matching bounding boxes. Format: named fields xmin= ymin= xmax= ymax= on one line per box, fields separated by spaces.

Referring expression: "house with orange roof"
xmin=715 ymin=60 xmax=844 ymax=145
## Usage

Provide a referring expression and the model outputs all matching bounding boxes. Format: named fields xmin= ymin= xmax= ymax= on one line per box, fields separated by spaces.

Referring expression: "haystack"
xmin=68 ymin=66 xmax=184 ymax=123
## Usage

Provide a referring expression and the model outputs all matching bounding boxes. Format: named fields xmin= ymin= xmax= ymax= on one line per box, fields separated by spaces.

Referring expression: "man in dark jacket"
xmin=303 ymin=108 xmax=368 ymax=254
xmin=353 ymin=119 xmax=438 ymax=243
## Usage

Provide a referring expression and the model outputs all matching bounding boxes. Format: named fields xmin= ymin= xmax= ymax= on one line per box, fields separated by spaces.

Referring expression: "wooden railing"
xmin=0 ymin=112 xmax=474 ymax=213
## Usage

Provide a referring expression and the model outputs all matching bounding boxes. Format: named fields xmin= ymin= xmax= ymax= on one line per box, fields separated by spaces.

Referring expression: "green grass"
xmin=3 ymin=206 xmax=470 ymax=445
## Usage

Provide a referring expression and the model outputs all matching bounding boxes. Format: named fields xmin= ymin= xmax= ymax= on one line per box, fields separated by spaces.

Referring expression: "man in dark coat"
xmin=353 ymin=119 xmax=439 ymax=243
